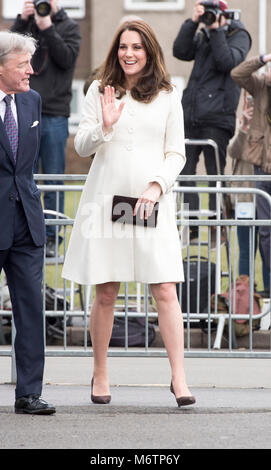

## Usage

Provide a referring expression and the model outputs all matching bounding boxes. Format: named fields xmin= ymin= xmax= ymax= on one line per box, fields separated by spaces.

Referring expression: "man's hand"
xmin=192 ymin=0 xmax=205 ymax=23
xmin=240 ymin=107 xmax=254 ymax=132
xmin=208 ymin=13 xmax=227 ymax=30
xmin=34 ymin=13 xmax=52 ymax=30
xmin=21 ymin=0 xmax=35 ymax=21
xmin=239 ymin=92 xmax=254 ymax=132
xmin=262 ymin=53 xmax=271 ymax=63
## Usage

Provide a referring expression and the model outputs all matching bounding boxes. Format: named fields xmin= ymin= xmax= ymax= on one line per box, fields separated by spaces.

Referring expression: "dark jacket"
xmin=11 ymin=9 xmax=81 ymax=117
xmin=173 ymin=19 xmax=251 ymax=137
xmin=0 ymin=90 xmax=45 ymax=249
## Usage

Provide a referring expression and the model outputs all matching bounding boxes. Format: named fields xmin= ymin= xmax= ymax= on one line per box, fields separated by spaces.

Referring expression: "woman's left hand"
xmin=134 ymin=182 xmax=162 ymax=220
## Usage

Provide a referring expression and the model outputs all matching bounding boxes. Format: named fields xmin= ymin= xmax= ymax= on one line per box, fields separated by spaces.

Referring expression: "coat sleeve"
xmin=151 ymin=88 xmax=186 ymax=194
xmin=74 ymin=81 xmax=114 ymax=157
xmin=10 ymin=15 xmax=31 ymax=33
xmin=231 ymin=56 xmax=264 ymax=95
xmin=173 ymin=19 xmax=198 ymax=61
xmin=39 ymin=21 xmax=81 ymax=70
xmin=209 ymin=27 xmax=251 ymax=73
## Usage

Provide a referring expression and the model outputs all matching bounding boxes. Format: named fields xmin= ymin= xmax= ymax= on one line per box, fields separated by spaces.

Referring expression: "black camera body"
xmin=34 ymin=0 xmax=51 ymax=17
xmin=200 ymin=1 xmax=241 ymax=26
xmin=224 ymin=9 xmax=242 ymax=21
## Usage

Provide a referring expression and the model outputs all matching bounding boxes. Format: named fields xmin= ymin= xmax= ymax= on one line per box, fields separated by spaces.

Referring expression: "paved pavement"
xmin=0 ymin=353 xmax=271 ymax=450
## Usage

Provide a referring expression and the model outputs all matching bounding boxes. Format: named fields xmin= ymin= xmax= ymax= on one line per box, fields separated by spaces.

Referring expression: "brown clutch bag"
xmin=111 ymin=195 xmax=159 ymax=228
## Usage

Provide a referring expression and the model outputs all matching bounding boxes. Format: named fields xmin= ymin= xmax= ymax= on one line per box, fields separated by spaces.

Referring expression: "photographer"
xmin=11 ymin=1 xmax=81 ymax=257
xmin=231 ymin=53 xmax=271 ymax=285
xmin=173 ymin=0 xmax=251 ymax=246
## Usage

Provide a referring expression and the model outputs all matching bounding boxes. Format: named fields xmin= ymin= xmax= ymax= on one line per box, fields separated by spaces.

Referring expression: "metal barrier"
xmin=1 ymin=174 xmax=271 ymax=386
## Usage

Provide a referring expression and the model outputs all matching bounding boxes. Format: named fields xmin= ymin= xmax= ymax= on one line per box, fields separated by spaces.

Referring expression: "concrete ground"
xmin=0 ymin=353 xmax=271 ymax=450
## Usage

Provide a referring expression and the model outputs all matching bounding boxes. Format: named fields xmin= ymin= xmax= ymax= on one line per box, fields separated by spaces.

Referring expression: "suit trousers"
xmin=0 ymin=201 xmax=44 ymax=398
xmin=182 ymin=126 xmax=231 ymax=214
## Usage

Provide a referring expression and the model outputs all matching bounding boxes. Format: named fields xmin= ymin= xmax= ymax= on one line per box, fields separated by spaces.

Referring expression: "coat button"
xmin=126 ymin=145 xmax=132 ymax=151
xmin=92 ymin=134 xmax=98 ymax=141
xmin=9 ymin=194 xmax=15 ymax=201
xmin=128 ymin=127 xmax=134 ymax=134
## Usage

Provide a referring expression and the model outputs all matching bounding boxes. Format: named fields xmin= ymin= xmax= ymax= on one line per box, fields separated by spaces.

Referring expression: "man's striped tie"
xmin=4 ymin=95 xmax=18 ymax=162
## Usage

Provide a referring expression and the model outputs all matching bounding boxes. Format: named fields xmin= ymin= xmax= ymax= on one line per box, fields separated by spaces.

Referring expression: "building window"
xmin=69 ymin=79 xmax=85 ymax=135
xmin=2 ymin=0 xmax=85 ymax=19
xmin=124 ymin=0 xmax=185 ymax=11
xmin=58 ymin=0 xmax=86 ymax=19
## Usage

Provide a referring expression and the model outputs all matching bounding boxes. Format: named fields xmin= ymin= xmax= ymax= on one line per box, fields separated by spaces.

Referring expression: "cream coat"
xmin=62 ymin=80 xmax=186 ymax=285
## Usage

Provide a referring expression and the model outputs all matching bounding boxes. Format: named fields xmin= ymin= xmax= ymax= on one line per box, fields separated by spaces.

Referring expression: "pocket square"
xmin=31 ymin=121 xmax=39 ymax=128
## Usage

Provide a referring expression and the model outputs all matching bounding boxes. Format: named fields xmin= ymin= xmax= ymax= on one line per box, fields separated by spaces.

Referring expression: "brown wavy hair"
xmin=98 ymin=20 xmax=172 ymax=103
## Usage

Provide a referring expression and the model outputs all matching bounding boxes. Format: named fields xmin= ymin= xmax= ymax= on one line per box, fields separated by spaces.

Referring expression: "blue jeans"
xmin=254 ymin=166 xmax=271 ymax=278
xmin=237 ymin=225 xmax=270 ymax=290
xmin=35 ymin=115 xmax=69 ymax=241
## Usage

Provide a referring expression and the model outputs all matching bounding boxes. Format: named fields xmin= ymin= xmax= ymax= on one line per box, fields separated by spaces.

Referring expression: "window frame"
xmin=124 ymin=0 xmax=185 ymax=11
xmin=68 ymin=79 xmax=85 ymax=135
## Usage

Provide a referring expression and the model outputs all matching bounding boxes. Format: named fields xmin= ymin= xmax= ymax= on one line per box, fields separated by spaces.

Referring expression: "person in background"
xmin=173 ymin=0 xmax=251 ymax=247
xmin=0 ymin=31 xmax=55 ymax=415
xmin=228 ymin=91 xmax=270 ymax=293
xmin=231 ymin=53 xmax=271 ymax=296
xmin=11 ymin=0 xmax=81 ymax=257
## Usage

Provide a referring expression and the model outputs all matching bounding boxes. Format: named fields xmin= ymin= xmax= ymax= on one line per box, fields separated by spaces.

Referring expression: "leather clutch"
xmin=111 ymin=195 xmax=159 ymax=228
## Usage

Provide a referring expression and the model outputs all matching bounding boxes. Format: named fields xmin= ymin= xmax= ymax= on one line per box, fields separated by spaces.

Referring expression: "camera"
xmin=34 ymin=0 xmax=51 ymax=17
xmin=200 ymin=1 xmax=241 ymax=26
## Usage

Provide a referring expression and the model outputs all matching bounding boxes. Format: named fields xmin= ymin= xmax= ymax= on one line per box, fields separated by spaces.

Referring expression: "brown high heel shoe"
xmin=91 ymin=377 xmax=111 ymax=404
xmin=170 ymin=381 xmax=196 ymax=407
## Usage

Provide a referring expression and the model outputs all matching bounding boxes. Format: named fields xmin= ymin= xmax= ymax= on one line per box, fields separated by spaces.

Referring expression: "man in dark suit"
xmin=0 ymin=31 xmax=55 ymax=414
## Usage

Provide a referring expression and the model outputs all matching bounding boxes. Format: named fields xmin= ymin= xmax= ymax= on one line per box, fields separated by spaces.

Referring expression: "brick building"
xmin=0 ymin=0 xmax=270 ymax=174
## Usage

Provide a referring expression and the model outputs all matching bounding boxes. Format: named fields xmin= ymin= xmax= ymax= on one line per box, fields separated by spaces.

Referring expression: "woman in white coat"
xmin=62 ymin=20 xmax=195 ymax=407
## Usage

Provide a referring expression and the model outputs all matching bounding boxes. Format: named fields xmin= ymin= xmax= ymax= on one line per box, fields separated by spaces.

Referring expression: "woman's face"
xmin=118 ymin=30 xmax=147 ymax=85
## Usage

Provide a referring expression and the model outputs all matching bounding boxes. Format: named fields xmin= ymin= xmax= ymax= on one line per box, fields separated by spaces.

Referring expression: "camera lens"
xmin=34 ymin=0 xmax=51 ymax=17
xmin=200 ymin=10 xmax=217 ymax=25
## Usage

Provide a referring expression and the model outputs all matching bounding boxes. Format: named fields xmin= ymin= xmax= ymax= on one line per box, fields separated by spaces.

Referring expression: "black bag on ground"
xmin=44 ymin=285 xmax=71 ymax=341
xmin=109 ymin=317 xmax=156 ymax=347
xmin=177 ymin=256 xmax=216 ymax=315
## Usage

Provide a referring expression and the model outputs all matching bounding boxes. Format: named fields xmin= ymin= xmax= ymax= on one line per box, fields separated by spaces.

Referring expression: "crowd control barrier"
xmin=1 ymin=170 xmax=271 ymax=382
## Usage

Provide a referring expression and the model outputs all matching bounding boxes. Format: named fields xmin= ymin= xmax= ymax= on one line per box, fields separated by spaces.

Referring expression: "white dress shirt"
xmin=0 ymin=89 xmax=18 ymax=125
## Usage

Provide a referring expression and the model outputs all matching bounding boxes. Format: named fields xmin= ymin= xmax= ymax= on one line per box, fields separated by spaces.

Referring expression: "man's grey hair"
xmin=0 ymin=31 xmax=37 ymax=64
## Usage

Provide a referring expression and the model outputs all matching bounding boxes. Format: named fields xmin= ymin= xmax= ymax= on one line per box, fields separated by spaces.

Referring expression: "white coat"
xmin=62 ymin=80 xmax=186 ymax=285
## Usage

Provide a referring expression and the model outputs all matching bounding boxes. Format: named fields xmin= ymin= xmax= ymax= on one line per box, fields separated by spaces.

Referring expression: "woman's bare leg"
xmin=90 ymin=282 xmax=120 ymax=396
xmin=150 ymin=282 xmax=192 ymax=398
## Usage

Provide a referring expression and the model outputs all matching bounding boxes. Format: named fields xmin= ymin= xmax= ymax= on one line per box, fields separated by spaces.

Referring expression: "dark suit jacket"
xmin=0 ymin=89 xmax=45 ymax=249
